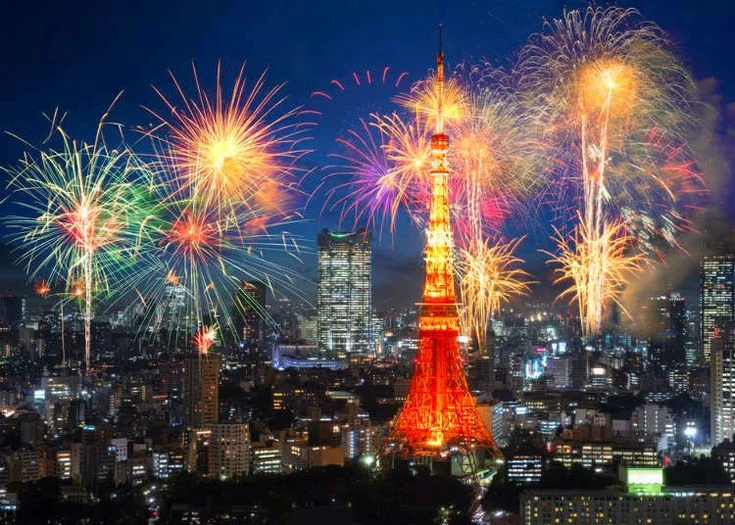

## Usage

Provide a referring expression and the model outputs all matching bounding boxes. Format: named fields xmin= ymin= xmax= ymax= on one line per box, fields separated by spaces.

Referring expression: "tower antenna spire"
xmin=436 ymin=24 xmax=445 ymax=134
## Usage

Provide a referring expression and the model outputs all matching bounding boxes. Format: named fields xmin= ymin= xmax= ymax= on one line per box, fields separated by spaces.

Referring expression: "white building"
xmin=522 ymin=468 xmax=735 ymax=525
xmin=631 ymin=404 xmax=676 ymax=450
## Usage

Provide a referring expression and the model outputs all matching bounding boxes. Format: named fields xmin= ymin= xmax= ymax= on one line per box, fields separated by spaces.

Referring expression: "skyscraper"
xmin=700 ymin=253 xmax=735 ymax=363
xmin=156 ymin=283 xmax=187 ymax=334
xmin=644 ymin=293 xmax=687 ymax=367
xmin=184 ymin=353 xmax=219 ymax=428
xmin=317 ymin=229 xmax=372 ymax=354
xmin=233 ymin=281 xmax=267 ymax=351
xmin=711 ymin=325 xmax=735 ymax=446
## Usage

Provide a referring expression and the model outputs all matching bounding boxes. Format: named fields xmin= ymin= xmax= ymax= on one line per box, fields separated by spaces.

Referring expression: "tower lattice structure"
xmin=389 ymin=40 xmax=499 ymax=457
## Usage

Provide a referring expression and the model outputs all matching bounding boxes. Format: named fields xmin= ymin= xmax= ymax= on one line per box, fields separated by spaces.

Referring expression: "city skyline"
xmin=0 ymin=3 xmax=735 ymax=523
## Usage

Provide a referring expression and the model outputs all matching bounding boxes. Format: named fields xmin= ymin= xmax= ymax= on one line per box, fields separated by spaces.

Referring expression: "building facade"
xmin=521 ymin=486 xmax=735 ymax=525
xmin=711 ymin=326 xmax=735 ymax=446
xmin=701 ymin=253 xmax=735 ymax=363
xmin=317 ymin=229 xmax=372 ymax=354
xmin=184 ymin=353 xmax=219 ymax=429
xmin=208 ymin=423 xmax=250 ymax=479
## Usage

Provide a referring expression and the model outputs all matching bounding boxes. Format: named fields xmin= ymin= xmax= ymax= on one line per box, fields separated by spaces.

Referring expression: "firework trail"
xmin=545 ymin=218 xmax=644 ymax=333
xmin=457 ymin=237 xmax=533 ymax=353
xmin=516 ymin=6 xmax=705 ymax=335
xmin=4 ymin=111 xmax=152 ymax=373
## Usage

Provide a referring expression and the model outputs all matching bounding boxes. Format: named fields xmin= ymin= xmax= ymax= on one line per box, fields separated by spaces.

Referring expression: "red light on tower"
xmin=388 ymin=33 xmax=500 ymax=457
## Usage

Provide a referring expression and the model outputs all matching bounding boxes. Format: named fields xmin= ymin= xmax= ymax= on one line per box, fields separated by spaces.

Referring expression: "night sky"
xmin=1 ymin=0 xmax=733 ymax=309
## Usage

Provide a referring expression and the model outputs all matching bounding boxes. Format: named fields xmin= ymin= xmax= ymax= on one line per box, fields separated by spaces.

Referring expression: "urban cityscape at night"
xmin=0 ymin=1 xmax=734 ymax=523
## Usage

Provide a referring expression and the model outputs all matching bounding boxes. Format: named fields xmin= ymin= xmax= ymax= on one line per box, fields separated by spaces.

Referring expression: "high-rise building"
xmin=184 ymin=353 xmax=219 ymax=428
xmin=317 ymin=229 xmax=372 ymax=354
xmin=0 ymin=296 xmax=25 ymax=327
xmin=644 ymin=293 xmax=687 ymax=367
xmin=233 ymin=281 xmax=267 ymax=351
xmin=208 ymin=423 xmax=250 ymax=479
xmin=711 ymin=325 xmax=735 ymax=446
xmin=158 ymin=283 xmax=187 ymax=333
xmin=700 ymin=253 xmax=735 ymax=363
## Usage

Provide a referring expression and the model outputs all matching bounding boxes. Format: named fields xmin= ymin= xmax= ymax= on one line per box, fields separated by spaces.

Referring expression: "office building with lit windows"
xmin=522 ymin=467 xmax=735 ymax=525
xmin=184 ymin=353 xmax=219 ymax=429
xmin=506 ymin=455 xmax=543 ymax=484
xmin=701 ymin=253 xmax=735 ymax=363
xmin=317 ymin=229 xmax=372 ymax=354
xmin=208 ymin=423 xmax=250 ymax=480
xmin=712 ymin=325 xmax=735 ymax=446
xmin=251 ymin=442 xmax=283 ymax=475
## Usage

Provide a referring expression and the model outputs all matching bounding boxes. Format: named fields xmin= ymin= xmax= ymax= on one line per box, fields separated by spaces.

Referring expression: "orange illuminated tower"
xmin=389 ymin=33 xmax=499 ymax=457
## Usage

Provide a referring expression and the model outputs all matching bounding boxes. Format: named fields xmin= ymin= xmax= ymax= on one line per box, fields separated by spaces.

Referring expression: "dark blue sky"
xmin=1 ymin=0 xmax=733 ymax=308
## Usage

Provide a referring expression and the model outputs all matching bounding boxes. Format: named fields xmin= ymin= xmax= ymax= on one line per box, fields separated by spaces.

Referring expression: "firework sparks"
xmin=146 ymin=63 xmax=311 ymax=220
xmin=395 ymin=71 xmax=467 ymax=134
xmin=449 ymin=67 xmax=541 ymax=246
xmin=325 ymin=114 xmax=431 ymax=234
xmin=193 ymin=324 xmax=218 ymax=354
xmin=34 ymin=279 xmax=51 ymax=298
xmin=517 ymin=6 xmax=703 ymax=334
xmin=128 ymin=169 xmax=306 ymax=349
xmin=546 ymin=219 xmax=644 ymax=334
xmin=458 ymin=238 xmax=533 ymax=352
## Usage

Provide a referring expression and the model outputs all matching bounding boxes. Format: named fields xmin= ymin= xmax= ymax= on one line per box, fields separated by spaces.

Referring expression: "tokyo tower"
xmin=388 ymin=33 xmax=500 ymax=457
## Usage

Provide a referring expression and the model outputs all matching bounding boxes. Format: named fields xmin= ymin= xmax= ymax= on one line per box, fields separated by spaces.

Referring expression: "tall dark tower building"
xmin=233 ymin=281 xmax=267 ymax=351
xmin=317 ymin=229 xmax=372 ymax=354
xmin=701 ymin=253 xmax=735 ymax=363
xmin=184 ymin=353 xmax=219 ymax=428
xmin=0 ymin=296 xmax=25 ymax=327
xmin=645 ymin=293 xmax=687 ymax=367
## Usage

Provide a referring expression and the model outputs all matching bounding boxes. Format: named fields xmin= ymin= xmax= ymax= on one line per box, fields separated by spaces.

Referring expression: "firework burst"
xmin=324 ymin=114 xmax=431 ymax=234
xmin=146 ymin=62 xmax=311 ymax=220
xmin=193 ymin=324 xmax=218 ymax=354
xmin=126 ymin=63 xmax=313 ymax=349
xmin=34 ymin=279 xmax=51 ymax=298
xmin=517 ymin=6 xmax=704 ymax=334
xmin=128 ymin=184 xmax=305 ymax=348
xmin=395 ymin=70 xmax=467 ymax=134
xmin=4 ymin=114 xmax=152 ymax=372
xmin=449 ymin=64 xmax=541 ymax=246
